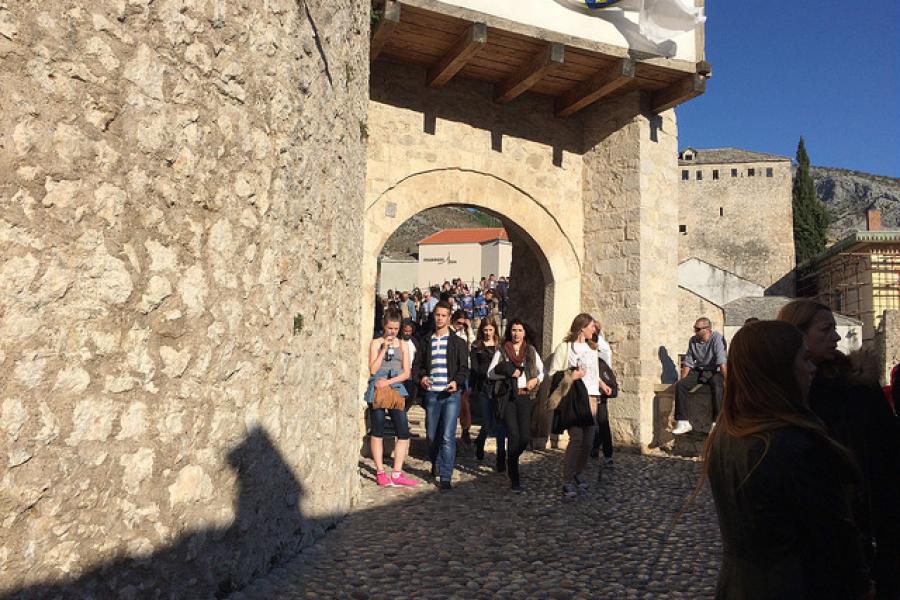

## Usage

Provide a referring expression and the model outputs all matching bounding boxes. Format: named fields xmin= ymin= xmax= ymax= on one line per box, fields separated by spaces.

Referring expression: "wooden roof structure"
xmin=371 ymin=0 xmax=710 ymax=117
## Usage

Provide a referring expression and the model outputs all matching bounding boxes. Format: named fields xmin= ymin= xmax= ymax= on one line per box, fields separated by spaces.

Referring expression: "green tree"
xmin=792 ymin=137 xmax=830 ymax=264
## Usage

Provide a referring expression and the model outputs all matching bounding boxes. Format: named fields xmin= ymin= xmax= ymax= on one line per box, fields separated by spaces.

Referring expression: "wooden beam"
xmin=554 ymin=58 xmax=635 ymax=118
xmin=696 ymin=60 xmax=712 ymax=77
xmin=494 ymin=42 xmax=564 ymax=104
xmin=370 ymin=0 xmax=400 ymax=64
xmin=427 ymin=22 xmax=487 ymax=87
xmin=651 ymin=74 xmax=706 ymax=113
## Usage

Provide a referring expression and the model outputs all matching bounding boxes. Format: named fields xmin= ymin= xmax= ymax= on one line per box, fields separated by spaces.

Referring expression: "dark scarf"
xmin=504 ymin=341 xmax=528 ymax=366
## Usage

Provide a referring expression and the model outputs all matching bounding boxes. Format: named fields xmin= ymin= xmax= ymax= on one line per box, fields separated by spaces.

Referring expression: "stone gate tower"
xmin=0 ymin=0 xmax=707 ymax=596
xmin=365 ymin=0 xmax=709 ymax=448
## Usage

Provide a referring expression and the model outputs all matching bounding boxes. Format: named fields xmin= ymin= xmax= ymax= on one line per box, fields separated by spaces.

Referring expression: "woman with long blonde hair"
xmin=547 ymin=313 xmax=612 ymax=499
xmin=702 ymin=320 xmax=870 ymax=599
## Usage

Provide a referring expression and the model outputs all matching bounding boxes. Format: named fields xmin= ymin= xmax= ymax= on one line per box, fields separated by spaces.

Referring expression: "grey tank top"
xmin=380 ymin=342 xmax=404 ymax=373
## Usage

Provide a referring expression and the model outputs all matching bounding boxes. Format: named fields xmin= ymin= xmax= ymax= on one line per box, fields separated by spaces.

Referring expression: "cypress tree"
xmin=792 ymin=137 xmax=830 ymax=264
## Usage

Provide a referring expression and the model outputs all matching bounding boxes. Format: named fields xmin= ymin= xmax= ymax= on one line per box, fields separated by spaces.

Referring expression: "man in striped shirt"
xmin=419 ymin=301 xmax=470 ymax=490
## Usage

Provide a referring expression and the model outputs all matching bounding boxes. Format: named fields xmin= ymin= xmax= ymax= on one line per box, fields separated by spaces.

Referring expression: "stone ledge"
xmin=651 ymin=383 xmax=715 ymax=457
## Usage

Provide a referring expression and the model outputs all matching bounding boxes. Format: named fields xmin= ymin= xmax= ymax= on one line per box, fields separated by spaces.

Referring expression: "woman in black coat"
xmin=703 ymin=320 xmax=872 ymax=599
xmin=470 ymin=318 xmax=501 ymax=465
xmin=779 ymin=299 xmax=900 ymax=599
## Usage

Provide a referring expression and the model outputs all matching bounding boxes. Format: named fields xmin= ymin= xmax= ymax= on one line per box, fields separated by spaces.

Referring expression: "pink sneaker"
xmin=376 ymin=471 xmax=391 ymax=486
xmin=390 ymin=472 xmax=418 ymax=487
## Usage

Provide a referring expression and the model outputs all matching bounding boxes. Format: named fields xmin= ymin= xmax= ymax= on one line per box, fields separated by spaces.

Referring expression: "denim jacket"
xmin=364 ymin=366 xmax=409 ymax=405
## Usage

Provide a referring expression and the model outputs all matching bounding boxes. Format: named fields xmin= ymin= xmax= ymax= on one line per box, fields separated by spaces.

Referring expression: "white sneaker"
xmin=672 ymin=420 xmax=693 ymax=435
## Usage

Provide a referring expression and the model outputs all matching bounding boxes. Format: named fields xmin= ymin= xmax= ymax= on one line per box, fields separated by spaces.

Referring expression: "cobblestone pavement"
xmin=233 ymin=411 xmax=722 ymax=600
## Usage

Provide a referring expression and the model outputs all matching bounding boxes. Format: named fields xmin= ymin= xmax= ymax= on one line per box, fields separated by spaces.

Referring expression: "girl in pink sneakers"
xmin=366 ymin=308 xmax=418 ymax=487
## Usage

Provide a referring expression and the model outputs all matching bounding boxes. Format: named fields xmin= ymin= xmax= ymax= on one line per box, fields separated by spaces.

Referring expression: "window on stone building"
xmin=766 ymin=167 xmax=773 ymax=177
xmin=731 ymin=168 xmax=738 ymax=177
xmin=679 ymin=224 xmax=687 ymax=234
xmin=696 ymin=170 xmax=703 ymax=181
xmin=835 ymin=292 xmax=844 ymax=313
xmin=681 ymin=170 xmax=689 ymax=180
xmin=748 ymin=168 xmax=756 ymax=177
xmin=719 ymin=207 xmax=724 ymax=217
xmin=712 ymin=169 xmax=719 ymax=180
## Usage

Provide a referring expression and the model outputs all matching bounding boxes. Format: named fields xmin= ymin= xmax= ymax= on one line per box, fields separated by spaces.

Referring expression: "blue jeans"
xmin=474 ymin=389 xmax=507 ymax=447
xmin=423 ymin=390 xmax=461 ymax=481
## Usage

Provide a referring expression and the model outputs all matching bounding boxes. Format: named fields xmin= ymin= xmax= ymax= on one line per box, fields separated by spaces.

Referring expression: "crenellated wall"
xmin=0 ymin=1 xmax=367 ymax=596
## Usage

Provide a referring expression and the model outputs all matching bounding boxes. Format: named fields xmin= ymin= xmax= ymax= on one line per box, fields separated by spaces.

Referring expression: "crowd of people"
xmin=374 ymin=275 xmax=509 ymax=338
xmin=366 ymin=286 xmax=900 ymax=598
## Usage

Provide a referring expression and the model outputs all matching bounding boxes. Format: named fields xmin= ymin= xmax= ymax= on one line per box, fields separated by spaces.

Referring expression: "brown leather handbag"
xmin=373 ymin=385 xmax=405 ymax=410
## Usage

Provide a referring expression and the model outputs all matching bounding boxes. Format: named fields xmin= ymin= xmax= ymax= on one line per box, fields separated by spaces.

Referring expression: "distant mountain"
xmin=380 ymin=207 xmax=501 ymax=258
xmin=810 ymin=166 xmax=900 ymax=241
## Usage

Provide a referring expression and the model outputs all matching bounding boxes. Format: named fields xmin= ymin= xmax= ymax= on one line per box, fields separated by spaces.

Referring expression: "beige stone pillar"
xmin=581 ymin=92 xmax=680 ymax=449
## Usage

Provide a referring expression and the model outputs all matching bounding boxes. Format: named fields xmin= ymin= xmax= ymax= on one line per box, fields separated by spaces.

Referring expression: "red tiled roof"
xmin=418 ymin=228 xmax=509 ymax=245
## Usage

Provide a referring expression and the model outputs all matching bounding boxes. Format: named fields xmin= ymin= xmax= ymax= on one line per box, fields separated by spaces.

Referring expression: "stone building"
xmin=676 ymin=147 xmax=795 ymax=337
xmin=1 ymin=0 xmax=709 ymax=595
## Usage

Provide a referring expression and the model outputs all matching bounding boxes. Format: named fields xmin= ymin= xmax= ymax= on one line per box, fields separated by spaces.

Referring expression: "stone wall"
xmin=677 ymin=160 xmax=794 ymax=293
xmin=581 ymin=94 xmax=680 ymax=448
xmin=0 ymin=1 xmax=367 ymax=596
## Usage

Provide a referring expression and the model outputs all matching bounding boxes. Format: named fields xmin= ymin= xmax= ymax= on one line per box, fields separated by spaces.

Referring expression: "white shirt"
xmin=406 ymin=339 xmax=417 ymax=364
xmin=569 ymin=342 xmax=601 ymax=396
xmin=596 ymin=333 xmax=612 ymax=367
xmin=487 ymin=347 xmax=545 ymax=390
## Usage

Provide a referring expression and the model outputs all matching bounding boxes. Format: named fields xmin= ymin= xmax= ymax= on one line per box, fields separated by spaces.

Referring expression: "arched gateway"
xmin=363 ymin=167 xmax=582 ymax=354
xmin=362 ymin=0 xmax=708 ymax=449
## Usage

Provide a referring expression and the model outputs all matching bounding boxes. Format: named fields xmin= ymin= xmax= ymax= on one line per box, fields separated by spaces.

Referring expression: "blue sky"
xmin=676 ymin=0 xmax=900 ymax=177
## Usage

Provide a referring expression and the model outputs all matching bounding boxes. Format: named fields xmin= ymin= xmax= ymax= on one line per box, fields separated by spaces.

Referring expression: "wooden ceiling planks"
xmin=372 ymin=1 xmax=706 ymax=116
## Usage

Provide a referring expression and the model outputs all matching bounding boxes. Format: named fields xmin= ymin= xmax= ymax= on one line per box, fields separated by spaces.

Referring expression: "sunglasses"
xmin=693 ymin=326 xmax=710 ymax=332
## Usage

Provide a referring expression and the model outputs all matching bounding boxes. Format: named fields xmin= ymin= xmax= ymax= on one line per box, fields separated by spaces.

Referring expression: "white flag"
xmin=557 ymin=0 xmax=705 ymax=46
xmin=638 ymin=0 xmax=705 ymax=44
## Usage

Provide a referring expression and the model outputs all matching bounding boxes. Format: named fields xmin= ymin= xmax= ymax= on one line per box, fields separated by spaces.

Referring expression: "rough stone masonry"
xmin=0 ymin=0 xmax=368 ymax=596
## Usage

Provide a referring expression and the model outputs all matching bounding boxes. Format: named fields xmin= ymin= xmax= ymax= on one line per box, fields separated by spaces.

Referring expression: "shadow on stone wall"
xmin=2 ymin=427 xmax=336 ymax=600
xmin=658 ymin=346 xmax=679 ymax=384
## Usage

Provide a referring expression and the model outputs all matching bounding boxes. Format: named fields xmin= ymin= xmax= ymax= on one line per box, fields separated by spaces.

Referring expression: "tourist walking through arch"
xmin=419 ymin=301 xmax=470 ymax=490
xmin=366 ymin=309 xmax=417 ymax=487
xmin=488 ymin=319 xmax=544 ymax=491
xmin=471 ymin=318 xmax=502 ymax=464
xmin=548 ymin=314 xmax=612 ymax=499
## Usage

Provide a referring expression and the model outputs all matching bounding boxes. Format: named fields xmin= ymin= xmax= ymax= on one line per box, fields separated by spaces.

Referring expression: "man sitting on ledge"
xmin=672 ymin=317 xmax=727 ymax=435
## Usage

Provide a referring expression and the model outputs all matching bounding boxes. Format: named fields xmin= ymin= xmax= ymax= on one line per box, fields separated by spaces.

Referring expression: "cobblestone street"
xmin=232 ymin=410 xmax=722 ymax=600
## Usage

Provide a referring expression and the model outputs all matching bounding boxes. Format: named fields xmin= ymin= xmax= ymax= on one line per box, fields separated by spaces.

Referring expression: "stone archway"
xmin=362 ymin=167 xmax=582 ymax=375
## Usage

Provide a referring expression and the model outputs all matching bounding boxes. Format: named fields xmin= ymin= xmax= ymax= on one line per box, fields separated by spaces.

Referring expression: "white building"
xmin=418 ymin=228 xmax=511 ymax=289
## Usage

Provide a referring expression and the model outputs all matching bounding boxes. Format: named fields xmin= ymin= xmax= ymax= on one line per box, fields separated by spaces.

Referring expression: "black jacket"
xmin=469 ymin=343 xmax=497 ymax=394
xmin=810 ymin=352 xmax=900 ymax=567
xmin=708 ymin=426 xmax=870 ymax=600
xmin=418 ymin=332 xmax=470 ymax=390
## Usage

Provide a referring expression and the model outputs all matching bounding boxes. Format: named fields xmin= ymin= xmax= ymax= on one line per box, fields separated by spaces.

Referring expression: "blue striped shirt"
xmin=429 ymin=334 xmax=450 ymax=391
